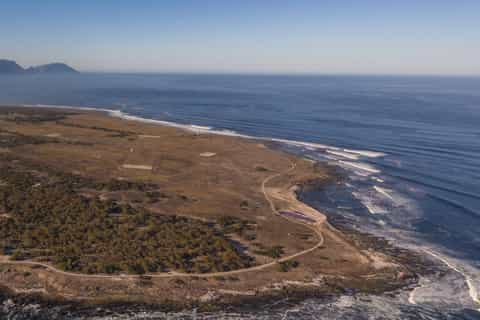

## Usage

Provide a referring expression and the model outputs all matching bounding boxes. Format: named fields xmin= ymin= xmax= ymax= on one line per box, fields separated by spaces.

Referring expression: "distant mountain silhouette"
xmin=26 ymin=63 xmax=79 ymax=74
xmin=0 ymin=59 xmax=24 ymax=74
xmin=0 ymin=59 xmax=79 ymax=74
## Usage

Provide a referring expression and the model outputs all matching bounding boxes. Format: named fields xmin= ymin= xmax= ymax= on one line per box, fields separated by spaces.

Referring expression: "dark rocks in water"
xmin=0 ymin=59 xmax=79 ymax=74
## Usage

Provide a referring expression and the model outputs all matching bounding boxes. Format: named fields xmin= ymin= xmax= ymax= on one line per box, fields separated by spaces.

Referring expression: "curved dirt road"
xmin=0 ymin=159 xmax=324 ymax=279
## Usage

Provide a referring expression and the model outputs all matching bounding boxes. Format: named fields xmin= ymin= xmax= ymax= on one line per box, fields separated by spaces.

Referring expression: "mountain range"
xmin=0 ymin=59 xmax=79 ymax=74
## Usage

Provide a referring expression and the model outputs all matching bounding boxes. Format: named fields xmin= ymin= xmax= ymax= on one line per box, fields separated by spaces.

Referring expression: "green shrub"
xmin=276 ymin=260 xmax=299 ymax=272
xmin=0 ymin=168 xmax=252 ymax=274
xmin=254 ymin=245 xmax=284 ymax=259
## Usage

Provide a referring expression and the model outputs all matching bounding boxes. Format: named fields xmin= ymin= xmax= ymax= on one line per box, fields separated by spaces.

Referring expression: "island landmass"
xmin=0 ymin=60 xmax=78 ymax=74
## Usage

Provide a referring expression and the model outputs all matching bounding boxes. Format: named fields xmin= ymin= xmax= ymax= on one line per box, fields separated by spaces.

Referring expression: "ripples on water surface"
xmin=0 ymin=74 xmax=479 ymax=318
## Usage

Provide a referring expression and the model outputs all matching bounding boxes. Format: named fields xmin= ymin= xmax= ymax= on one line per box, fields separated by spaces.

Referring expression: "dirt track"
xmin=0 ymin=160 xmax=325 ymax=279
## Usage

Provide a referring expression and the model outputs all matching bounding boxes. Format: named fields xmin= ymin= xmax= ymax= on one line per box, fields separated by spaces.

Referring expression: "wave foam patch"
xmin=352 ymin=191 xmax=388 ymax=214
xmin=343 ymin=148 xmax=386 ymax=158
xmin=108 ymin=110 xmax=219 ymax=134
xmin=374 ymin=186 xmax=395 ymax=200
xmin=326 ymin=149 xmax=360 ymax=160
xmin=420 ymin=249 xmax=480 ymax=311
xmin=271 ymin=138 xmax=337 ymax=151
xmin=375 ymin=186 xmax=411 ymax=207
xmin=338 ymin=160 xmax=381 ymax=174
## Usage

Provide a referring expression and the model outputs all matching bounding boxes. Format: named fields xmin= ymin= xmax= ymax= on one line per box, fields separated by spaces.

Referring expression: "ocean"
xmin=0 ymin=73 xmax=479 ymax=319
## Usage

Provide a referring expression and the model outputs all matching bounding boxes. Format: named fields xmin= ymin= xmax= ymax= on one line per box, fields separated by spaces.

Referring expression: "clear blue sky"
xmin=1 ymin=0 xmax=479 ymax=75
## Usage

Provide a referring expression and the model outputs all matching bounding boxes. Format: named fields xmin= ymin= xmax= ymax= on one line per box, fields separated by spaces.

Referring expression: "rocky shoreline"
xmin=297 ymin=177 xmax=442 ymax=278
xmin=0 ymin=180 xmax=439 ymax=319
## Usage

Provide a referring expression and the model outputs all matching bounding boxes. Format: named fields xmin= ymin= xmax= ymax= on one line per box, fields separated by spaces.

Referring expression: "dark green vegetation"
xmin=50 ymin=170 xmax=159 ymax=193
xmin=2 ymin=152 xmax=158 ymax=193
xmin=0 ymin=107 xmax=133 ymax=137
xmin=0 ymin=107 xmax=72 ymax=123
xmin=217 ymin=215 xmax=257 ymax=241
xmin=0 ymin=129 xmax=57 ymax=148
xmin=276 ymin=260 xmax=299 ymax=272
xmin=0 ymin=128 xmax=92 ymax=148
xmin=0 ymin=164 xmax=253 ymax=274
xmin=253 ymin=244 xmax=285 ymax=259
xmin=56 ymin=121 xmax=136 ymax=137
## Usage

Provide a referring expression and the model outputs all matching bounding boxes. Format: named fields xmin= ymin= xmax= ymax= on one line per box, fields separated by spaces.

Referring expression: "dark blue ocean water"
xmin=0 ymin=73 xmax=479 ymax=319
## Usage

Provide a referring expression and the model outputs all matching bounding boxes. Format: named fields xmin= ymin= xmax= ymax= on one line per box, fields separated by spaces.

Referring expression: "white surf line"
xmin=412 ymin=248 xmax=480 ymax=310
xmin=17 ymin=104 xmax=387 ymax=160
xmin=373 ymin=186 xmax=394 ymax=201
xmin=338 ymin=160 xmax=381 ymax=174
xmin=326 ymin=149 xmax=360 ymax=160
xmin=343 ymin=148 xmax=386 ymax=158
xmin=408 ymin=282 xmax=423 ymax=305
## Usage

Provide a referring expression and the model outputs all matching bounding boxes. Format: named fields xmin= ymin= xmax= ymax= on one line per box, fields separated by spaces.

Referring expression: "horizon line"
xmin=3 ymin=58 xmax=479 ymax=78
xmin=17 ymin=69 xmax=480 ymax=78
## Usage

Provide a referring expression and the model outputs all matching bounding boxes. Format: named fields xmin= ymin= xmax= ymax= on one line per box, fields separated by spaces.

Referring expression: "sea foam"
xmin=338 ymin=160 xmax=381 ymax=174
xmin=421 ymin=249 xmax=480 ymax=311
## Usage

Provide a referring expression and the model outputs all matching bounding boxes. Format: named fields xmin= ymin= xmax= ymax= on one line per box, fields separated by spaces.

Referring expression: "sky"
xmin=0 ymin=0 xmax=479 ymax=75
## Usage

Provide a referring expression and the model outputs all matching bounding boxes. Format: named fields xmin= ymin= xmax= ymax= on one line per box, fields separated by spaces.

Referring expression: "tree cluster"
xmin=57 ymin=121 xmax=136 ymax=137
xmin=0 ymin=167 xmax=252 ymax=274
xmin=0 ymin=107 xmax=71 ymax=123
xmin=253 ymin=245 xmax=285 ymax=259
xmin=0 ymin=130 xmax=57 ymax=148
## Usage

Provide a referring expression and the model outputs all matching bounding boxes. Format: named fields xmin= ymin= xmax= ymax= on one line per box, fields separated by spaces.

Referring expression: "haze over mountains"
xmin=0 ymin=59 xmax=79 ymax=74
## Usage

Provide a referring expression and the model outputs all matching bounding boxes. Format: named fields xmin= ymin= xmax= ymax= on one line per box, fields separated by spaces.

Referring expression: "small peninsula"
xmin=0 ymin=106 xmax=424 ymax=310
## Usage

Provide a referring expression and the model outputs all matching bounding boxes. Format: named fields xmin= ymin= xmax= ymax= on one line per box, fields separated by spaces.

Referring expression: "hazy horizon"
xmin=1 ymin=1 xmax=479 ymax=76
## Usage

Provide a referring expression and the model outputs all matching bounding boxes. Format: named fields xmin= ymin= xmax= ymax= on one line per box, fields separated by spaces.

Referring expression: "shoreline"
xmin=0 ymin=105 xmax=431 ymax=316
xmin=14 ymin=103 xmax=387 ymax=158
